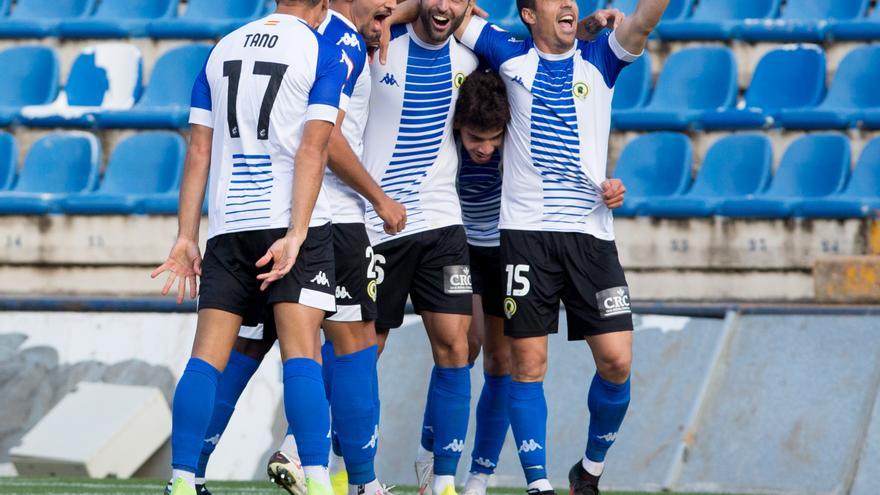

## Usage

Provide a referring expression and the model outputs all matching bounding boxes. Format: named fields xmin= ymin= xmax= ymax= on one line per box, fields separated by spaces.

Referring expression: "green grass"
xmin=0 ymin=478 xmax=748 ymax=495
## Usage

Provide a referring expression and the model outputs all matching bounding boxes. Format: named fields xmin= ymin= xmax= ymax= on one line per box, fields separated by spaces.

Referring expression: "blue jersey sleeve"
xmin=189 ymin=58 xmax=213 ymax=127
xmin=578 ymin=31 xmax=640 ymax=89
xmin=339 ymin=36 xmax=367 ymax=100
xmin=308 ymin=38 xmax=350 ymax=123
xmin=459 ymin=17 xmax=530 ymax=72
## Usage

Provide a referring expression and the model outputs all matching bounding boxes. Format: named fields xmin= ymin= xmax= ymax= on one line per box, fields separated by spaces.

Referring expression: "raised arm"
xmin=613 ymin=0 xmax=669 ymax=55
xmin=577 ymin=8 xmax=625 ymax=42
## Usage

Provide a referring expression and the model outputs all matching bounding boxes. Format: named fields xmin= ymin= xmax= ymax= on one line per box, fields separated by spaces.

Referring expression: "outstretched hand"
xmin=151 ymin=238 xmax=202 ymax=304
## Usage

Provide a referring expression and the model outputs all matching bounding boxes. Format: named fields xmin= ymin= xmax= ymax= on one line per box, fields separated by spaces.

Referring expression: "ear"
xmin=520 ymin=7 xmax=537 ymax=28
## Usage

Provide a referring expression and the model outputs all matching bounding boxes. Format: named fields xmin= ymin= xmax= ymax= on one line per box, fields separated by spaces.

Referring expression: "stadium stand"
xmin=716 ymin=133 xmax=851 ymax=218
xmin=58 ymin=0 xmax=177 ymax=39
xmin=655 ymin=0 xmax=782 ymax=41
xmin=0 ymin=131 xmax=16 ymax=191
xmin=738 ymin=0 xmax=869 ymax=42
xmin=147 ymin=0 xmax=266 ymax=39
xmin=18 ymin=43 xmax=142 ymax=127
xmin=698 ymin=45 xmax=826 ymax=130
xmin=0 ymin=132 xmax=99 ymax=214
xmin=613 ymin=46 xmax=737 ymax=130
xmin=796 ymin=137 xmax=880 ymax=218
xmin=640 ymin=134 xmax=773 ymax=218
xmin=611 ymin=53 xmax=651 ymax=111
xmin=59 ymin=132 xmax=185 ymax=215
xmin=96 ymin=44 xmax=212 ymax=129
xmin=606 ymin=0 xmax=693 ymax=20
xmin=777 ymin=45 xmax=880 ymax=129
xmin=0 ymin=0 xmax=96 ymax=38
xmin=831 ymin=1 xmax=880 ymax=40
xmin=0 ymin=45 xmax=58 ymax=126
xmin=611 ymin=132 xmax=693 ymax=217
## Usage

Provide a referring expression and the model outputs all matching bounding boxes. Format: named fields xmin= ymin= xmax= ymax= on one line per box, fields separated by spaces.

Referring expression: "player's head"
xmin=343 ymin=0 xmax=396 ymax=45
xmin=517 ymin=0 xmax=579 ymax=52
xmin=454 ymin=70 xmax=509 ymax=164
xmin=415 ymin=0 xmax=471 ymax=45
xmin=277 ymin=0 xmax=326 ymax=24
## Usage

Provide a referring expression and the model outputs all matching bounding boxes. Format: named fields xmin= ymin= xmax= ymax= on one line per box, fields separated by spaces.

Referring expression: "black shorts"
xmin=374 ymin=225 xmax=473 ymax=330
xmin=469 ymin=244 xmax=505 ymax=318
xmin=327 ymin=223 xmax=378 ymax=322
xmin=500 ymin=229 xmax=633 ymax=341
xmin=199 ymin=224 xmax=337 ymax=319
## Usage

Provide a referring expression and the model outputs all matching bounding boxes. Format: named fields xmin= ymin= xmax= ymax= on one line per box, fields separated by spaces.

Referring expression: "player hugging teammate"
xmin=154 ymin=1 xmax=668 ymax=495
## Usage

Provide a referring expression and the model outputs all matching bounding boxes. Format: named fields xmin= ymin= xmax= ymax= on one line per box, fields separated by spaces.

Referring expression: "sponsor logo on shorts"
xmin=336 ymin=286 xmax=352 ymax=300
xmin=367 ymin=279 xmax=377 ymax=302
xmin=504 ymin=297 xmax=518 ymax=319
xmin=596 ymin=286 xmax=631 ymax=318
xmin=443 ymin=265 xmax=472 ymax=295
xmin=311 ymin=271 xmax=331 ymax=287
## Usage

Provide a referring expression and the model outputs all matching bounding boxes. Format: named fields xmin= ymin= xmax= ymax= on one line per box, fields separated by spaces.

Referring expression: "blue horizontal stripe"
xmin=231 ymin=170 xmax=272 ymax=176
xmin=231 ymin=178 xmax=273 ymax=184
xmin=233 ymin=162 xmax=271 ymax=168
xmin=232 ymin=154 xmax=271 ymax=159
xmin=226 ymin=207 xmax=271 ymax=215
xmin=226 ymin=215 xmax=271 ymax=223
xmin=229 ymin=185 xmax=272 ymax=191
xmin=226 ymin=199 xmax=271 ymax=207
xmin=227 ymin=192 xmax=271 ymax=199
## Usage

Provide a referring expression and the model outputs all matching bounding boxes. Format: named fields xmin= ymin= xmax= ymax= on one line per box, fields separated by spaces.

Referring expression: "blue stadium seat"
xmin=0 ymin=132 xmax=16 ymax=191
xmin=716 ymin=134 xmax=850 ymax=218
xmin=483 ymin=0 xmax=601 ymax=38
xmin=0 ymin=0 xmax=96 ymax=38
xmin=613 ymin=47 xmax=736 ymax=131
xmin=147 ymin=0 xmax=264 ymax=39
xmin=699 ymin=45 xmax=825 ymax=130
xmin=0 ymin=132 xmax=100 ymax=214
xmin=641 ymin=134 xmax=772 ymax=217
xmin=97 ymin=45 xmax=212 ymax=129
xmin=0 ymin=46 xmax=58 ymax=126
xmin=606 ymin=0 xmax=692 ymax=21
xmin=656 ymin=0 xmax=781 ymax=40
xmin=796 ymin=138 xmax=880 ymax=218
xmin=142 ymin=194 xmax=209 ymax=216
xmin=0 ymin=0 xmax=9 ymax=16
xmin=58 ymin=0 xmax=177 ymax=38
xmin=777 ymin=46 xmax=880 ymax=130
xmin=19 ymin=44 xmax=142 ymax=127
xmin=612 ymin=53 xmax=650 ymax=111
xmin=831 ymin=3 xmax=880 ymax=40
xmin=738 ymin=0 xmax=869 ymax=42
xmin=60 ymin=132 xmax=185 ymax=215
xmin=611 ymin=132 xmax=692 ymax=217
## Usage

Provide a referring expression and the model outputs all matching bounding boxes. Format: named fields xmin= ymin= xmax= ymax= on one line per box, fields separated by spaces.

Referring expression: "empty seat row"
xmin=613 ymin=132 xmax=880 ymax=219
xmin=0 ymin=131 xmax=190 ymax=214
xmin=0 ymin=0 xmax=270 ymax=39
xmin=0 ymin=43 xmax=210 ymax=128
xmin=612 ymin=45 xmax=880 ymax=131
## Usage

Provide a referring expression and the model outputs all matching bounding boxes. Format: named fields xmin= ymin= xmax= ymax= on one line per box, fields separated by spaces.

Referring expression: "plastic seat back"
xmin=0 ymin=46 xmax=58 ymax=107
xmin=689 ymin=0 xmax=781 ymax=21
xmin=0 ymin=132 xmax=16 ymax=190
xmin=612 ymin=53 xmax=650 ymax=110
xmin=0 ymin=0 xmax=10 ymax=15
xmin=607 ymin=0 xmax=692 ymax=20
xmin=99 ymin=132 xmax=185 ymax=195
xmin=845 ymin=138 xmax=880 ymax=197
xmin=180 ymin=0 xmax=264 ymax=20
xmin=779 ymin=0 xmax=867 ymax=21
xmin=15 ymin=132 xmax=99 ymax=194
xmin=767 ymin=134 xmax=849 ymax=197
xmin=820 ymin=46 xmax=880 ymax=108
xmin=91 ymin=0 xmax=176 ymax=20
xmin=483 ymin=0 xmax=600 ymax=27
xmin=10 ymin=0 xmax=94 ymax=19
xmin=139 ymin=44 xmax=211 ymax=108
xmin=745 ymin=45 xmax=825 ymax=111
xmin=613 ymin=132 xmax=693 ymax=196
xmin=647 ymin=46 xmax=737 ymax=110
xmin=65 ymin=44 xmax=142 ymax=108
xmin=690 ymin=134 xmax=772 ymax=197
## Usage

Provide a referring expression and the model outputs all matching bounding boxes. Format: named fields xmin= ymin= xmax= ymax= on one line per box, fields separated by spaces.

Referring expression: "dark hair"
xmin=277 ymin=0 xmax=321 ymax=6
xmin=454 ymin=70 xmax=510 ymax=132
xmin=516 ymin=0 xmax=535 ymax=28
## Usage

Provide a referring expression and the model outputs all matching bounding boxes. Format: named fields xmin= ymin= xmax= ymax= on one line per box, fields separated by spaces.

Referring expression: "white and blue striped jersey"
xmin=457 ymin=143 xmax=502 ymax=247
xmin=190 ymin=13 xmax=350 ymax=240
xmin=460 ymin=18 xmax=639 ymax=240
xmin=362 ymin=23 xmax=479 ymax=245
xmin=318 ymin=10 xmax=371 ymax=225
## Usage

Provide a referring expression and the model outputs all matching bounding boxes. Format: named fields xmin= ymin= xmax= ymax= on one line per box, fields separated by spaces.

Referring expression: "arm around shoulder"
xmin=613 ymin=0 xmax=669 ymax=55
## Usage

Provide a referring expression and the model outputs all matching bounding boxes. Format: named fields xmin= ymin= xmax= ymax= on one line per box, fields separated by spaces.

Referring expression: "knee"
xmin=433 ymin=334 xmax=470 ymax=368
xmin=483 ymin=347 xmax=512 ymax=376
xmin=233 ymin=338 xmax=273 ymax=361
xmin=511 ymin=349 xmax=546 ymax=382
xmin=596 ymin=353 xmax=631 ymax=384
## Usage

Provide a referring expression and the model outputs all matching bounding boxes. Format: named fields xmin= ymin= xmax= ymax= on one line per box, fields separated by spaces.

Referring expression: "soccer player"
xmin=151 ymin=1 xmax=351 ymax=494
xmin=450 ymin=1 xmax=669 ymax=494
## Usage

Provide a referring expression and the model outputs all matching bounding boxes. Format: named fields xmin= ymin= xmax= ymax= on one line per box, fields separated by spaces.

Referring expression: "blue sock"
xmin=585 ymin=373 xmax=631 ymax=463
xmin=332 ymin=346 xmax=379 ymax=484
xmin=470 ymin=373 xmax=511 ymax=475
xmin=372 ymin=349 xmax=380 ymax=432
xmin=283 ymin=358 xmax=331 ymax=467
xmin=508 ymin=381 xmax=547 ymax=483
xmin=431 ymin=366 xmax=471 ymax=476
xmin=196 ymin=351 xmax=261 ymax=477
xmin=420 ymin=366 xmax=438 ymax=451
xmin=320 ymin=340 xmax=343 ymax=457
xmin=171 ymin=358 xmax=220 ymax=472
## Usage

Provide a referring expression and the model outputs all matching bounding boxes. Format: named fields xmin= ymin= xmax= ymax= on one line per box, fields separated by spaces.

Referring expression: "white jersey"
xmin=190 ymin=13 xmax=350 ymax=240
xmin=460 ymin=18 xmax=639 ymax=240
xmin=362 ymin=23 xmax=479 ymax=245
xmin=318 ymin=10 xmax=371 ymax=225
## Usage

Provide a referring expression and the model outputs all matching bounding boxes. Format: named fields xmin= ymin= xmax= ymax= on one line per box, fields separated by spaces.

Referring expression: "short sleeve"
xmin=340 ymin=37 xmax=367 ymax=101
xmin=459 ymin=16 xmax=530 ymax=72
xmin=189 ymin=61 xmax=213 ymax=128
xmin=308 ymin=41 xmax=350 ymax=123
xmin=578 ymin=31 xmax=641 ymax=89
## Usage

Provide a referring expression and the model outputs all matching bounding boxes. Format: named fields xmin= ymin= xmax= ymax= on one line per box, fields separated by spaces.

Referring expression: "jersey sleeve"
xmin=189 ymin=60 xmax=213 ymax=128
xmin=459 ymin=16 xmax=529 ymax=72
xmin=578 ymin=31 xmax=641 ymax=89
xmin=308 ymin=40 xmax=351 ymax=123
xmin=340 ymin=40 xmax=367 ymax=109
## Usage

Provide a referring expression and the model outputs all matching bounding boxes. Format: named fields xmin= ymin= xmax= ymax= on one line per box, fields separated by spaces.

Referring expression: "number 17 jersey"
xmin=190 ymin=13 xmax=350 ymax=240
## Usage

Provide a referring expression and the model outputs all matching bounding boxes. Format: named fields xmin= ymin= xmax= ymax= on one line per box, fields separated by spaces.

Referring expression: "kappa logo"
xmin=518 ymin=439 xmax=543 ymax=453
xmin=474 ymin=457 xmax=496 ymax=469
xmin=362 ymin=425 xmax=379 ymax=449
xmin=596 ymin=286 xmax=631 ymax=319
xmin=423 ymin=425 xmax=434 ymax=432
xmin=336 ymin=286 xmax=352 ymax=299
xmin=443 ymin=439 xmax=465 ymax=452
xmin=597 ymin=431 xmax=618 ymax=442
xmin=311 ymin=271 xmax=331 ymax=287
xmin=380 ymin=73 xmax=400 ymax=86
xmin=338 ymin=32 xmax=362 ymax=50
xmin=511 ymin=76 xmax=525 ymax=87
xmin=204 ymin=434 xmax=220 ymax=446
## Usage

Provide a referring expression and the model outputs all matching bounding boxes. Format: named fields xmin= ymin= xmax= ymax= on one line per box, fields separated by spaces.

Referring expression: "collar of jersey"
xmin=269 ymin=12 xmax=309 ymax=26
xmin=324 ymin=9 xmax=358 ymax=32
xmin=406 ymin=22 xmax=451 ymax=51
xmin=533 ymin=41 xmax=577 ymax=61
